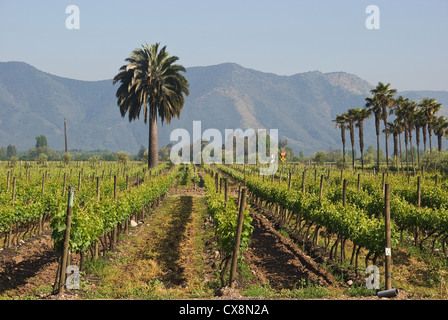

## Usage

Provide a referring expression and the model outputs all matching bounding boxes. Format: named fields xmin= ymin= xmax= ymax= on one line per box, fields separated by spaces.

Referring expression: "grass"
xmin=242 ymin=281 xmax=331 ymax=299
xmin=79 ymin=180 xmax=217 ymax=299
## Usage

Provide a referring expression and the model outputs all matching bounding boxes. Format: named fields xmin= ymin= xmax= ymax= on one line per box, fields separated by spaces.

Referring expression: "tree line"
xmin=0 ymin=134 xmax=141 ymax=164
xmin=333 ymin=82 xmax=445 ymax=172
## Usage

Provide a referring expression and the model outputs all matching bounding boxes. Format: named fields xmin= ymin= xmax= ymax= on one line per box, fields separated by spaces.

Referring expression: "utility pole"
xmin=64 ymin=118 xmax=68 ymax=153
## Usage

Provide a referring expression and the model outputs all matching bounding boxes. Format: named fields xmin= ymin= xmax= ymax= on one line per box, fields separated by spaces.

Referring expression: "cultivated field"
xmin=1 ymin=161 xmax=448 ymax=300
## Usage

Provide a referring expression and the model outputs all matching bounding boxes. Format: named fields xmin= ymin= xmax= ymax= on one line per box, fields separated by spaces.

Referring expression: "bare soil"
xmin=0 ymin=229 xmax=64 ymax=299
xmin=244 ymin=207 xmax=337 ymax=289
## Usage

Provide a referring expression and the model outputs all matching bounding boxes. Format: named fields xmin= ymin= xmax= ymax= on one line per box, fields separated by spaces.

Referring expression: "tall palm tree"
xmin=393 ymin=117 xmax=405 ymax=172
xmin=350 ymin=108 xmax=371 ymax=170
xmin=419 ymin=98 xmax=429 ymax=153
xmin=432 ymin=116 xmax=448 ymax=151
xmin=346 ymin=109 xmax=358 ymax=169
xmin=385 ymin=122 xmax=399 ymax=169
xmin=412 ymin=108 xmax=425 ymax=167
xmin=406 ymin=101 xmax=417 ymax=168
xmin=419 ymin=97 xmax=442 ymax=153
xmin=333 ymin=113 xmax=348 ymax=169
xmin=394 ymin=96 xmax=415 ymax=172
xmin=369 ymin=82 xmax=397 ymax=171
xmin=113 ymin=42 xmax=190 ymax=168
xmin=365 ymin=96 xmax=382 ymax=170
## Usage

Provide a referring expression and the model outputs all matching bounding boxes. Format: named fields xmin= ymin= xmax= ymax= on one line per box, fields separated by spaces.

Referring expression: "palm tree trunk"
xmin=404 ymin=128 xmax=409 ymax=173
xmin=438 ymin=134 xmax=442 ymax=152
xmin=148 ymin=113 xmax=159 ymax=169
xmin=408 ymin=126 xmax=415 ymax=169
xmin=350 ymin=125 xmax=355 ymax=169
xmin=375 ymin=116 xmax=380 ymax=170
xmin=422 ymin=124 xmax=427 ymax=153
xmin=393 ymin=132 xmax=398 ymax=169
xmin=341 ymin=127 xmax=346 ymax=169
xmin=359 ymin=121 xmax=365 ymax=171
xmin=415 ymin=126 xmax=420 ymax=167
xmin=429 ymin=128 xmax=433 ymax=153
xmin=398 ymin=132 xmax=403 ymax=173
xmin=376 ymin=134 xmax=380 ymax=171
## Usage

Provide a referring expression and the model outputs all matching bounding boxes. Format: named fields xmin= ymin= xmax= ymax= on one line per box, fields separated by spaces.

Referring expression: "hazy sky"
xmin=0 ymin=0 xmax=447 ymax=91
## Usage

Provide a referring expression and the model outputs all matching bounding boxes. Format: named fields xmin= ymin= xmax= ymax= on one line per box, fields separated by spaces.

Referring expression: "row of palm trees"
xmin=333 ymin=82 xmax=446 ymax=172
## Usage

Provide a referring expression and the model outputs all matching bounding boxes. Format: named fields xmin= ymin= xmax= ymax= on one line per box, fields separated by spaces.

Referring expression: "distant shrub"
xmin=422 ymin=150 xmax=448 ymax=174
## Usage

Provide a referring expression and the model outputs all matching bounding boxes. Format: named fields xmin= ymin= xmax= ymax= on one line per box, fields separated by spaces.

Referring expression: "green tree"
xmin=63 ymin=152 xmax=71 ymax=165
xmin=365 ymin=145 xmax=385 ymax=165
xmin=333 ymin=113 xmax=348 ymax=169
xmin=432 ymin=116 xmax=448 ymax=152
xmin=117 ymin=151 xmax=129 ymax=166
xmin=412 ymin=108 xmax=426 ymax=166
xmin=394 ymin=96 xmax=415 ymax=171
xmin=419 ymin=97 xmax=442 ymax=153
xmin=393 ymin=117 xmax=405 ymax=171
xmin=137 ymin=145 xmax=146 ymax=161
xmin=313 ymin=150 xmax=327 ymax=165
xmin=6 ymin=144 xmax=17 ymax=158
xmin=352 ymin=108 xmax=371 ymax=170
xmin=113 ymin=42 xmax=189 ymax=169
xmin=406 ymin=100 xmax=418 ymax=168
xmin=159 ymin=143 xmax=173 ymax=162
xmin=365 ymin=95 xmax=382 ymax=170
xmin=35 ymin=135 xmax=48 ymax=148
xmin=384 ymin=122 xmax=399 ymax=169
xmin=278 ymin=138 xmax=295 ymax=162
xmin=346 ymin=109 xmax=357 ymax=169
xmin=37 ymin=153 xmax=48 ymax=165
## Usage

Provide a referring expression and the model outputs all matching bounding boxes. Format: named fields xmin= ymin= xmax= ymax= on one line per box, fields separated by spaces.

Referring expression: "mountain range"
xmin=0 ymin=61 xmax=447 ymax=156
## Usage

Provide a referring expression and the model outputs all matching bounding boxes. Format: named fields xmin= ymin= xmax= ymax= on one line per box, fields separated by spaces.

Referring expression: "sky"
xmin=0 ymin=0 xmax=447 ymax=91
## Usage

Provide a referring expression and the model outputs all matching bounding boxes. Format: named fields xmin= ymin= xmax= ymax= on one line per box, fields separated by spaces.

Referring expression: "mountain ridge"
xmin=0 ymin=61 xmax=447 ymax=156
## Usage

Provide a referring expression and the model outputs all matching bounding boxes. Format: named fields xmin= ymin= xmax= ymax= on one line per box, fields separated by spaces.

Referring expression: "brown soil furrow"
xmin=245 ymin=206 xmax=337 ymax=289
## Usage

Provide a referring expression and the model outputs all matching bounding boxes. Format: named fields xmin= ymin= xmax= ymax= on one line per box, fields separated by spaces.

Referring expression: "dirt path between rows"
xmin=212 ymin=169 xmax=339 ymax=291
xmin=0 ymin=229 xmax=61 ymax=298
xmin=245 ymin=207 xmax=336 ymax=289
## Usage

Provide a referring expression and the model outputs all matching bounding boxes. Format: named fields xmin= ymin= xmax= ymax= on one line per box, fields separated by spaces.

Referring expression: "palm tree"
xmin=418 ymin=99 xmax=429 ymax=153
xmin=113 ymin=42 xmax=190 ymax=168
xmin=412 ymin=108 xmax=425 ymax=167
xmin=432 ymin=116 xmax=448 ymax=151
xmin=390 ymin=97 xmax=405 ymax=172
xmin=405 ymin=100 xmax=417 ymax=169
xmin=333 ymin=113 xmax=348 ymax=169
xmin=369 ymin=82 xmax=397 ymax=171
xmin=385 ymin=122 xmax=399 ymax=169
xmin=365 ymin=96 xmax=382 ymax=170
xmin=346 ymin=109 xmax=358 ymax=169
xmin=350 ymin=108 xmax=371 ymax=170
xmin=394 ymin=96 xmax=415 ymax=172
xmin=393 ymin=117 xmax=405 ymax=172
xmin=419 ymin=97 xmax=442 ymax=153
